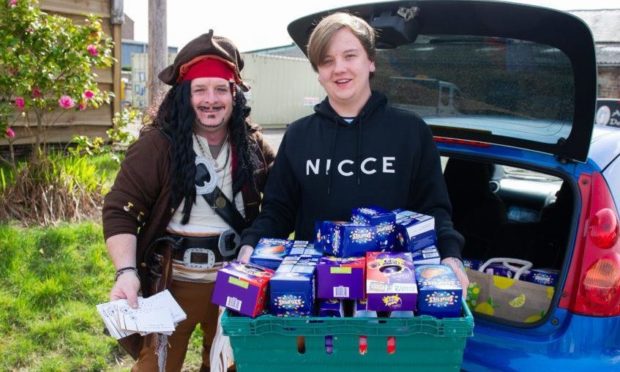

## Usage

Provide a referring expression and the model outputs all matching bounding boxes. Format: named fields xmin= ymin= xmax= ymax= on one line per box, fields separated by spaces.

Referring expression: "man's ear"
xmin=230 ymin=82 xmax=236 ymax=104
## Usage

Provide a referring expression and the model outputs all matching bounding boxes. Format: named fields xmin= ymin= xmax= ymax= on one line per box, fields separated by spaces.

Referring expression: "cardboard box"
xmin=212 ymin=261 xmax=274 ymax=317
xmin=269 ymin=255 xmax=317 ymax=316
xmin=523 ymin=268 xmax=559 ymax=286
xmin=318 ymin=299 xmax=345 ymax=317
xmin=352 ymin=298 xmax=377 ymax=317
xmin=366 ymin=251 xmax=417 ymax=312
xmin=394 ymin=211 xmax=437 ymax=252
xmin=462 ymin=258 xmax=482 ymax=271
xmin=393 ymin=208 xmax=417 ymax=221
xmin=314 ymin=221 xmax=344 ymax=252
xmin=411 ymin=245 xmax=441 ymax=265
xmin=351 ymin=206 xmax=396 ymax=250
xmin=289 ymin=242 xmax=322 ymax=257
xmin=415 ymin=264 xmax=462 ymax=318
xmin=250 ymin=238 xmax=290 ymax=270
xmin=320 ymin=221 xmax=377 ymax=258
xmin=316 ymin=256 xmax=366 ymax=299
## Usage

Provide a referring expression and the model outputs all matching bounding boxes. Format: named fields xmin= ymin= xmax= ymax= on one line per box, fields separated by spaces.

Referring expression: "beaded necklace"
xmin=194 ymin=133 xmax=230 ymax=183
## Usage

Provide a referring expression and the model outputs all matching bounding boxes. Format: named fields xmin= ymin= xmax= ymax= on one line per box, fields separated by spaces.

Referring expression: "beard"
xmin=195 ymin=116 xmax=228 ymax=133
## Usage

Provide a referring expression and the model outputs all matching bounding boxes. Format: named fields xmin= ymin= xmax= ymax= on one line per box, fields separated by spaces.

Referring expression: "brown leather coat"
xmin=102 ymin=124 xmax=275 ymax=276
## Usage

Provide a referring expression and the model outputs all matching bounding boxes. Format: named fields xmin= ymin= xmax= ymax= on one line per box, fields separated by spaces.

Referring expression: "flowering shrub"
xmin=5 ymin=127 xmax=15 ymax=138
xmin=69 ymin=107 xmax=141 ymax=163
xmin=58 ymin=95 xmax=76 ymax=109
xmin=0 ymin=0 xmax=115 ymax=166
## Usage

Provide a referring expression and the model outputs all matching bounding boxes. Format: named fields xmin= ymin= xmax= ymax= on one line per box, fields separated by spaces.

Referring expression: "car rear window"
xmin=372 ymin=35 xmax=574 ymax=145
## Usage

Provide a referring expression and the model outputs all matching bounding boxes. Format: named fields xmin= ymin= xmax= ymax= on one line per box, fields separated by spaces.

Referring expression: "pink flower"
xmin=14 ymin=97 xmax=25 ymax=110
xmin=32 ymin=87 xmax=42 ymax=98
xmin=77 ymin=102 xmax=87 ymax=111
xmin=8 ymin=0 xmax=18 ymax=8
xmin=87 ymin=44 xmax=98 ymax=56
xmin=5 ymin=127 xmax=15 ymax=138
xmin=58 ymin=95 xmax=75 ymax=109
xmin=83 ymin=90 xmax=94 ymax=100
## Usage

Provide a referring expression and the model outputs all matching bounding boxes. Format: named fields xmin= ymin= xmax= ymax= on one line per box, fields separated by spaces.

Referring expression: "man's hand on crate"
xmin=441 ymin=257 xmax=469 ymax=299
xmin=237 ymin=245 xmax=254 ymax=263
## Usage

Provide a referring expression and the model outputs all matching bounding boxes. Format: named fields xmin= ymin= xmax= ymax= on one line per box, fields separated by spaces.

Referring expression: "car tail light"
xmin=589 ymin=208 xmax=619 ymax=248
xmin=561 ymin=173 xmax=620 ymax=316
xmin=582 ymin=256 xmax=620 ymax=306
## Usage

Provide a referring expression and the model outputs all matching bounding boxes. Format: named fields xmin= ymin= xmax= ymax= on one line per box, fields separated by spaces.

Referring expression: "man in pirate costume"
xmin=102 ymin=30 xmax=275 ymax=371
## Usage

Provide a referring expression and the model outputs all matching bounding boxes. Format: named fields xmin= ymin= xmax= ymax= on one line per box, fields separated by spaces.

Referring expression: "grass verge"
xmin=0 ymin=221 xmax=206 ymax=371
xmin=0 ymin=222 xmax=124 ymax=371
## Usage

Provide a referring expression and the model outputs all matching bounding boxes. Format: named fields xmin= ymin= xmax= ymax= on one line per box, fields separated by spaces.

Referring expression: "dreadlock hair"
xmin=151 ymin=81 xmax=257 ymax=224
xmin=152 ymin=81 xmax=196 ymax=224
xmin=229 ymin=84 xmax=257 ymax=197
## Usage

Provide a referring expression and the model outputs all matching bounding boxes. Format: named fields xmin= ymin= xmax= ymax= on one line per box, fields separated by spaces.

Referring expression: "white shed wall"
xmin=241 ymin=54 xmax=324 ymax=128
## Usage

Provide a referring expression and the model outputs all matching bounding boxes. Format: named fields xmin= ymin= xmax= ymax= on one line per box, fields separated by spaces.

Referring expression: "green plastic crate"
xmin=221 ymin=304 xmax=474 ymax=371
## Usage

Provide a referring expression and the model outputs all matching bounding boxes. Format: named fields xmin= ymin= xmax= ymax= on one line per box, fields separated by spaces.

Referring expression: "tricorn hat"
xmin=158 ymin=30 xmax=248 ymax=91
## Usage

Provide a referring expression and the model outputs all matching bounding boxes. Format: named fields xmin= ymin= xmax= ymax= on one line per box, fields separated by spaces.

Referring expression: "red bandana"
xmin=180 ymin=57 xmax=235 ymax=82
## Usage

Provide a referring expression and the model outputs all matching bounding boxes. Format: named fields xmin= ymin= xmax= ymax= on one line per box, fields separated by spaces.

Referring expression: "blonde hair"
xmin=307 ymin=12 xmax=376 ymax=72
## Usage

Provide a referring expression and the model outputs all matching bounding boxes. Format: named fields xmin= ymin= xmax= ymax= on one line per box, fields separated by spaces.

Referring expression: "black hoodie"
xmin=241 ymin=91 xmax=464 ymax=259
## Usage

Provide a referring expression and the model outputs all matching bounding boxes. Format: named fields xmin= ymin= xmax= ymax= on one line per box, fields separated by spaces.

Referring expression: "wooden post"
xmin=112 ymin=24 xmax=122 ymax=115
xmin=148 ymin=0 xmax=167 ymax=107
xmin=111 ymin=0 xmax=124 ymax=115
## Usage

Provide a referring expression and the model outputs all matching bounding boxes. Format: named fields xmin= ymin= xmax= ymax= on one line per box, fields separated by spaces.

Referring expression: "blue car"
xmin=289 ymin=1 xmax=620 ymax=369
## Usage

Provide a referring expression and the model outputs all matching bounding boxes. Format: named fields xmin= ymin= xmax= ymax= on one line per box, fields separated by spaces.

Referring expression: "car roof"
xmin=288 ymin=0 xmax=597 ymax=162
xmin=589 ymin=126 xmax=620 ymax=169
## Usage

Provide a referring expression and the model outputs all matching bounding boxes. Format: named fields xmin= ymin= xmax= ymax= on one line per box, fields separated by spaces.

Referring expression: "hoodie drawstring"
xmin=356 ymin=115 xmax=363 ymax=185
xmin=327 ymin=121 xmax=339 ymax=195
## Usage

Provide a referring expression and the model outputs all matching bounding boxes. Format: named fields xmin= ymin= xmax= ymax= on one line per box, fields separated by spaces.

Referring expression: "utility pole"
xmin=110 ymin=0 xmax=124 ymax=114
xmin=148 ymin=0 xmax=167 ymax=107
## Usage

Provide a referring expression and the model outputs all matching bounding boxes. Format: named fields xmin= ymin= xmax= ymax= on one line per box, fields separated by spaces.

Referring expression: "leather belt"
xmin=167 ymin=234 xmax=224 ymax=269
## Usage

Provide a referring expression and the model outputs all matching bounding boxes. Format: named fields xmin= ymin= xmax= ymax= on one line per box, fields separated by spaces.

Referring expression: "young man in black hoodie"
xmin=238 ymin=12 xmax=469 ymax=293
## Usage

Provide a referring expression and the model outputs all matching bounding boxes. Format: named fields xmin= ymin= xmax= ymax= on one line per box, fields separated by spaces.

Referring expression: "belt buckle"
xmin=183 ymin=247 xmax=215 ymax=269
xmin=218 ymin=229 xmax=240 ymax=258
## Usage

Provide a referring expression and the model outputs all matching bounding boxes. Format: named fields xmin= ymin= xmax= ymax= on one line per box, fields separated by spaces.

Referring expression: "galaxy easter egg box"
xmin=366 ymin=251 xmax=418 ymax=312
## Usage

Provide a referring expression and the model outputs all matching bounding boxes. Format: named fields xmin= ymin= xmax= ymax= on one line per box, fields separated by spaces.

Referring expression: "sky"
xmin=123 ymin=0 xmax=620 ymax=52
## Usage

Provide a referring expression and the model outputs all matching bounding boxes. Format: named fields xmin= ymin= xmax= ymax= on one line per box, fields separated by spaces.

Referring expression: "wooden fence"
xmin=1 ymin=0 xmax=121 ymax=146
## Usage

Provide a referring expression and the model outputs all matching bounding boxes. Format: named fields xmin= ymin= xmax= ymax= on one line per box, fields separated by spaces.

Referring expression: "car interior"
xmin=443 ymin=158 xmax=507 ymax=260
xmin=442 ymin=156 xmax=571 ymax=271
